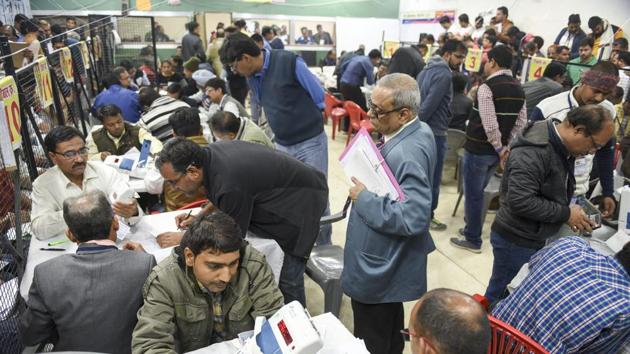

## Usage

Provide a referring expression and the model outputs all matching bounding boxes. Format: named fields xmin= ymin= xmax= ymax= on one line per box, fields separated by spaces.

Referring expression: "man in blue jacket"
xmin=417 ymin=39 xmax=467 ymax=231
xmin=93 ymin=67 xmax=143 ymax=123
xmin=554 ymin=14 xmax=587 ymax=60
xmin=343 ymin=73 xmax=436 ymax=354
xmin=339 ymin=49 xmax=382 ymax=111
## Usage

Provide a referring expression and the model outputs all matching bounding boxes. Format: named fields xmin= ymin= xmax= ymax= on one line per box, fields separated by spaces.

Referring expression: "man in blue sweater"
xmin=417 ymin=39 xmax=467 ymax=231
xmin=93 ymin=67 xmax=143 ymax=123
xmin=219 ymin=32 xmax=332 ymax=245
xmin=339 ymin=49 xmax=382 ymax=111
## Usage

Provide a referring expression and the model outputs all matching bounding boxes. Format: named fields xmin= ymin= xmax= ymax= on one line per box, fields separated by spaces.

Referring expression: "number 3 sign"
xmin=0 ymin=76 xmax=22 ymax=150
xmin=464 ymin=48 xmax=482 ymax=73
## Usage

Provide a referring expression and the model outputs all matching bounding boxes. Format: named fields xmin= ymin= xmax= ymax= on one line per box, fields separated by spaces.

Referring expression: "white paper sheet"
xmin=339 ymin=131 xmax=401 ymax=201
xmin=605 ymin=231 xmax=630 ymax=253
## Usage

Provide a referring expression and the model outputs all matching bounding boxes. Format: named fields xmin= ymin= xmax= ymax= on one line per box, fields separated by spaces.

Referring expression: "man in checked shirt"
xmin=450 ymin=45 xmax=527 ymax=253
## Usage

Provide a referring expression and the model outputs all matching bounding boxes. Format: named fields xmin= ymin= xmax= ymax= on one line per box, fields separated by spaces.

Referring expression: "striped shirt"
xmin=138 ymin=96 xmax=190 ymax=142
xmin=492 ymin=237 xmax=630 ymax=353
xmin=476 ymin=69 xmax=527 ymax=151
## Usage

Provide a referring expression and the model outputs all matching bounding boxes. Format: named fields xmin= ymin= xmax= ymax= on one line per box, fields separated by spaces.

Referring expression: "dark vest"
xmin=464 ymin=74 xmax=525 ymax=155
xmin=92 ymin=123 xmax=141 ymax=156
xmin=261 ymin=50 xmax=323 ymax=146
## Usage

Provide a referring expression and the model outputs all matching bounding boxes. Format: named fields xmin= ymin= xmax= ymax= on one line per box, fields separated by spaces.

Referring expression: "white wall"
xmin=335 ymin=17 xmax=400 ymax=54
xmin=399 ymin=0 xmax=629 ymax=50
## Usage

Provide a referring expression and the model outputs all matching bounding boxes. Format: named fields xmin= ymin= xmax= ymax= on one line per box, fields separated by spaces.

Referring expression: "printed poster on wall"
xmin=33 ymin=57 xmax=54 ymax=108
xmin=383 ymin=41 xmax=400 ymax=59
xmin=0 ymin=101 xmax=17 ymax=169
xmin=80 ymin=41 xmax=91 ymax=69
xmin=464 ymin=48 xmax=483 ymax=73
xmin=527 ymin=57 xmax=552 ymax=82
xmin=61 ymin=47 xmax=74 ymax=83
xmin=0 ymin=76 xmax=22 ymax=150
xmin=401 ymin=10 xmax=456 ymax=24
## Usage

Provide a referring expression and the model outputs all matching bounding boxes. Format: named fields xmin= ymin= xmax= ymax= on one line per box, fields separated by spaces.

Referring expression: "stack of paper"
xmin=339 ymin=128 xmax=403 ymax=201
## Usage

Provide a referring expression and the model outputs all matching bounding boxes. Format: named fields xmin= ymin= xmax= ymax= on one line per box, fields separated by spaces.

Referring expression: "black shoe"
xmin=449 ymin=238 xmax=482 ymax=254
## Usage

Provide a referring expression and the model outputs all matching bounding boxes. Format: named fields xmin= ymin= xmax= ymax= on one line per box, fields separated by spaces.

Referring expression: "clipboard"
xmin=339 ymin=128 xmax=404 ymax=201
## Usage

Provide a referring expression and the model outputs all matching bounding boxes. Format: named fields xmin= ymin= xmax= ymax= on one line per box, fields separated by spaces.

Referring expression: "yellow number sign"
xmin=0 ymin=76 xmax=22 ymax=150
xmin=61 ymin=47 xmax=74 ymax=83
xmin=528 ymin=57 xmax=552 ymax=82
xmin=80 ymin=41 xmax=90 ymax=69
xmin=383 ymin=41 xmax=400 ymax=59
xmin=34 ymin=57 xmax=54 ymax=108
xmin=464 ymin=48 xmax=483 ymax=72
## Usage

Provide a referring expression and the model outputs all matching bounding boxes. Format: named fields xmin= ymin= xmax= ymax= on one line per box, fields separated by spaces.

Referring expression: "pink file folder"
xmin=339 ymin=128 xmax=405 ymax=201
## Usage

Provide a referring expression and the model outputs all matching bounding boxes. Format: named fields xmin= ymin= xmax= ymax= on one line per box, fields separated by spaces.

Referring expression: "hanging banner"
xmin=383 ymin=41 xmax=400 ymax=59
xmin=527 ymin=57 xmax=552 ymax=82
xmin=61 ymin=47 xmax=74 ymax=83
xmin=80 ymin=41 xmax=90 ymax=69
xmin=33 ymin=57 xmax=54 ymax=108
xmin=464 ymin=48 xmax=483 ymax=73
xmin=0 ymin=76 xmax=22 ymax=150
xmin=136 ymin=0 xmax=152 ymax=10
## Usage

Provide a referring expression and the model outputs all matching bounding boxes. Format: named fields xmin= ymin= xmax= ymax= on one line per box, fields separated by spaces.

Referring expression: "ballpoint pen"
xmin=40 ymin=248 xmax=65 ymax=251
xmin=178 ymin=210 xmax=193 ymax=230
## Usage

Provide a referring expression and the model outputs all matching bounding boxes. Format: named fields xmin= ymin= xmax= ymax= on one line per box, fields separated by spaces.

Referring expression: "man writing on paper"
xmin=342 ymin=73 xmax=436 ymax=354
xmin=155 ymin=139 xmax=328 ymax=306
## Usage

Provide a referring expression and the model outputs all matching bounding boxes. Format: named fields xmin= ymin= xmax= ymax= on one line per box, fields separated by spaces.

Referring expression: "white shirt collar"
xmin=384 ymin=118 xmax=416 ymax=143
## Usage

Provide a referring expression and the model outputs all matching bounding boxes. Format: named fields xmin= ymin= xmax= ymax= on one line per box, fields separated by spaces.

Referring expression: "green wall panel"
xmin=29 ymin=0 xmax=399 ymax=19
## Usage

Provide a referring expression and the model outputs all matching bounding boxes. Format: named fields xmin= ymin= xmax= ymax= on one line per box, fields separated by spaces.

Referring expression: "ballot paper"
xmin=605 ymin=231 xmax=630 ymax=253
xmin=339 ymin=128 xmax=403 ymax=201
xmin=116 ymin=219 xmax=130 ymax=240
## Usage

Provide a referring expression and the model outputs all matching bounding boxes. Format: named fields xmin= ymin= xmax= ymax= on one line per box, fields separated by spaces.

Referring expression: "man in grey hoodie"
xmin=417 ymin=39 xmax=468 ymax=231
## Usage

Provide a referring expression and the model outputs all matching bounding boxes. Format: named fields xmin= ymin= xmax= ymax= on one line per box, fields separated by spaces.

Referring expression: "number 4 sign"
xmin=527 ymin=57 xmax=552 ymax=82
xmin=0 ymin=76 xmax=22 ymax=150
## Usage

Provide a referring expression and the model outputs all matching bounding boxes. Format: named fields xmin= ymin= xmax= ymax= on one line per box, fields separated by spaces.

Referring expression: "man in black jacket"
xmin=155 ymin=138 xmax=328 ymax=306
xmin=485 ymin=105 xmax=613 ymax=302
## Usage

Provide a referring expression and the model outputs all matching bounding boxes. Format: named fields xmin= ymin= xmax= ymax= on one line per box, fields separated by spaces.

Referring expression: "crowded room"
xmin=0 ymin=0 xmax=628 ymax=353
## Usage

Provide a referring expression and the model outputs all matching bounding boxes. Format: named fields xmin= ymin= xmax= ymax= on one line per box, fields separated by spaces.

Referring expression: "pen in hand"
xmin=177 ymin=210 xmax=193 ymax=230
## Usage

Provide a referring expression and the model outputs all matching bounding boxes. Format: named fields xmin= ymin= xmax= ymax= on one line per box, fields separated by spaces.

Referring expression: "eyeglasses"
xmin=400 ymin=328 xmax=438 ymax=351
xmin=368 ymin=99 xmax=407 ymax=120
xmin=587 ymin=134 xmax=606 ymax=151
xmin=53 ymin=147 xmax=88 ymax=159
xmin=164 ymin=164 xmax=193 ymax=186
xmin=228 ymin=56 xmax=243 ymax=72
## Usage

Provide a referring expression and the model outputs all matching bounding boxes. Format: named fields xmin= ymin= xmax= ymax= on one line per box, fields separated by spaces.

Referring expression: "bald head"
xmin=63 ymin=191 xmax=116 ymax=242
xmin=376 ymin=73 xmax=421 ymax=117
xmin=411 ymin=289 xmax=490 ymax=354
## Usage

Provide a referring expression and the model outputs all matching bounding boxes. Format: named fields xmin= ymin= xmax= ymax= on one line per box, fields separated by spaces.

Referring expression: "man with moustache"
xmin=31 ymin=126 xmax=143 ymax=240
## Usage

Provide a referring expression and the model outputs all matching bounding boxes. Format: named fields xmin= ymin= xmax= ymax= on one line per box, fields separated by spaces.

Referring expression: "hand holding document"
xmin=339 ymin=128 xmax=404 ymax=201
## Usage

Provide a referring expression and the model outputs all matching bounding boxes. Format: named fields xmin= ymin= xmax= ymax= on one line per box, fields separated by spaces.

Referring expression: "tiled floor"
xmin=304 ymin=123 xmax=496 ymax=353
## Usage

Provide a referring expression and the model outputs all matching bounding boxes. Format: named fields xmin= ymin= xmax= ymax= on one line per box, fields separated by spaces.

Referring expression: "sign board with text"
xmin=0 ymin=76 xmax=22 ymax=150
xmin=464 ymin=48 xmax=483 ymax=73
xmin=527 ymin=57 xmax=552 ymax=82
xmin=80 ymin=41 xmax=91 ymax=69
xmin=33 ymin=57 xmax=54 ymax=108
xmin=61 ymin=47 xmax=74 ymax=83
xmin=383 ymin=41 xmax=400 ymax=59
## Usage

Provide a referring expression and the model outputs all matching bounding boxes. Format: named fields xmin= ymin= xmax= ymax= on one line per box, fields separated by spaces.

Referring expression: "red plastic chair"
xmin=324 ymin=92 xmax=347 ymax=140
xmin=343 ymin=100 xmax=374 ymax=146
xmin=177 ymin=199 xmax=208 ymax=210
xmin=473 ymin=294 xmax=549 ymax=354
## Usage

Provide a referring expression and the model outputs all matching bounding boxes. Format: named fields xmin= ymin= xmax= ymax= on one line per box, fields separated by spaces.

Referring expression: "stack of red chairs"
xmin=343 ymin=100 xmax=374 ymax=146
xmin=324 ymin=92 xmax=348 ymax=140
